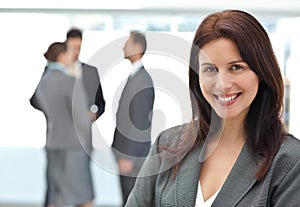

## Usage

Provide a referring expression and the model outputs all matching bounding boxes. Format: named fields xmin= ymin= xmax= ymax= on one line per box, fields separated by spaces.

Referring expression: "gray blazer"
xmin=126 ymin=124 xmax=300 ymax=206
xmin=30 ymin=70 xmax=92 ymax=151
xmin=112 ymin=66 xmax=155 ymax=176
xmin=31 ymin=63 xmax=105 ymax=120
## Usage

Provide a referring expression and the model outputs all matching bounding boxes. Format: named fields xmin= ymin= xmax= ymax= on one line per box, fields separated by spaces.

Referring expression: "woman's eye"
xmin=231 ymin=64 xmax=243 ymax=70
xmin=202 ymin=66 xmax=217 ymax=73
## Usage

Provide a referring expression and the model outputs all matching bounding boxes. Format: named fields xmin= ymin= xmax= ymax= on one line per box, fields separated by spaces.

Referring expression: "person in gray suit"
xmin=30 ymin=42 xmax=94 ymax=207
xmin=31 ymin=28 xmax=105 ymax=122
xmin=125 ymin=10 xmax=300 ymax=206
xmin=66 ymin=28 xmax=105 ymax=121
xmin=112 ymin=31 xmax=155 ymax=206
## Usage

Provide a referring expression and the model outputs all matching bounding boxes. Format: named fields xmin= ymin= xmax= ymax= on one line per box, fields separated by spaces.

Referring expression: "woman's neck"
xmin=221 ymin=119 xmax=245 ymax=143
xmin=206 ymin=118 xmax=245 ymax=152
xmin=202 ymin=117 xmax=245 ymax=164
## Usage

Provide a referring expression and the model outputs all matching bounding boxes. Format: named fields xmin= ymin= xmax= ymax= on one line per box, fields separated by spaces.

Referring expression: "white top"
xmin=69 ymin=60 xmax=82 ymax=78
xmin=195 ymin=181 xmax=221 ymax=207
xmin=130 ymin=59 xmax=143 ymax=77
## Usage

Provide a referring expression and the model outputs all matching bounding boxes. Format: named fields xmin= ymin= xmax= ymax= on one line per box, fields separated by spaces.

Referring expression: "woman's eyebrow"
xmin=200 ymin=62 xmax=215 ymax=66
xmin=228 ymin=60 xmax=246 ymax=64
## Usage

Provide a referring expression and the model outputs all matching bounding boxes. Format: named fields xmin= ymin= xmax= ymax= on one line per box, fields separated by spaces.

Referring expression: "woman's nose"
xmin=215 ymin=71 xmax=233 ymax=90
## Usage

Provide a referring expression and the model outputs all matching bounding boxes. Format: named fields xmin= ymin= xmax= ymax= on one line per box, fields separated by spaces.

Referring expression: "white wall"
xmin=0 ymin=146 xmax=122 ymax=206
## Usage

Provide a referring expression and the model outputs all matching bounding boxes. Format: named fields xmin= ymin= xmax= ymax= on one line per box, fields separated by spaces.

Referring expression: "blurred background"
xmin=0 ymin=0 xmax=300 ymax=206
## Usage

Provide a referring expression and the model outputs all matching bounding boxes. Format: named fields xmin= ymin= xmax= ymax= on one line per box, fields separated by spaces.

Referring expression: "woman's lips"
xmin=213 ymin=93 xmax=241 ymax=106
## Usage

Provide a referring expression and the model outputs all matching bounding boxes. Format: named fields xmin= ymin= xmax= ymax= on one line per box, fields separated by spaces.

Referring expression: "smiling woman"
xmin=198 ymin=37 xmax=259 ymax=121
xmin=125 ymin=9 xmax=300 ymax=207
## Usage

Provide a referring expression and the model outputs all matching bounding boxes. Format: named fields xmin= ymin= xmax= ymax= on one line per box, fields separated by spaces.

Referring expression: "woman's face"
xmin=60 ymin=50 xmax=73 ymax=67
xmin=198 ymin=37 xmax=259 ymax=121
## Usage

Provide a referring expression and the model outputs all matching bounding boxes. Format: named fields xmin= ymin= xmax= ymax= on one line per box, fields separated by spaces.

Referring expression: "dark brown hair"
xmin=172 ymin=10 xmax=288 ymax=180
xmin=66 ymin=28 xmax=82 ymax=39
xmin=44 ymin=42 xmax=67 ymax=62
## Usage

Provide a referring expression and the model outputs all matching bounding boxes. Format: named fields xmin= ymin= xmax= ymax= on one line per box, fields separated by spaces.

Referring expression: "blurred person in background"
xmin=66 ymin=28 xmax=105 ymax=121
xmin=30 ymin=42 xmax=95 ymax=207
xmin=112 ymin=31 xmax=155 ymax=206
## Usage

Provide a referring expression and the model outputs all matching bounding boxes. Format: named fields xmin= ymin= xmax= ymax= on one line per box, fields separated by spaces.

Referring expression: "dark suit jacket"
xmin=126 ymin=124 xmax=300 ymax=206
xmin=81 ymin=63 xmax=105 ymax=119
xmin=112 ymin=66 xmax=155 ymax=176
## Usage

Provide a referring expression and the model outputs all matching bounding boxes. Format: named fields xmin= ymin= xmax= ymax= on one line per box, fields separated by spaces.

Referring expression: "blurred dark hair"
xmin=130 ymin=31 xmax=147 ymax=56
xmin=66 ymin=28 xmax=82 ymax=39
xmin=44 ymin=42 xmax=67 ymax=62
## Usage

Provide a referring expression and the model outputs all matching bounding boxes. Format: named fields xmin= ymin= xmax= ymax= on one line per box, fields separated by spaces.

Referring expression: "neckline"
xmin=196 ymin=181 xmax=221 ymax=206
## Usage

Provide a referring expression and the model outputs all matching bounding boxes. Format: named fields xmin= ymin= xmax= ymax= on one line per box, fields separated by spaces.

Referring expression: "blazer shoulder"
xmin=134 ymin=67 xmax=154 ymax=86
xmin=156 ymin=123 xmax=189 ymax=148
xmin=82 ymin=63 xmax=98 ymax=71
xmin=44 ymin=70 xmax=74 ymax=81
xmin=277 ymin=135 xmax=300 ymax=159
xmin=268 ymin=135 xmax=300 ymax=179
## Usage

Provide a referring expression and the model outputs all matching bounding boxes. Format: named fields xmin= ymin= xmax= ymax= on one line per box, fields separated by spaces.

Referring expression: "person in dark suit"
xmin=30 ymin=42 xmax=94 ymax=207
xmin=111 ymin=31 xmax=155 ymax=206
xmin=125 ymin=10 xmax=300 ymax=206
xmin=66 ymin=28 xmax=105 ymax=121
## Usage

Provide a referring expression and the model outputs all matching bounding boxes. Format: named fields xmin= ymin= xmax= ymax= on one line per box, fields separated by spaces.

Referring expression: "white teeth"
xmin=218 ymin=95 xmax=238 ymax=102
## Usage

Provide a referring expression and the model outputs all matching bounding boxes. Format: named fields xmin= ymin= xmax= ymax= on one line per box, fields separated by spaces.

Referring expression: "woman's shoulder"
xmin=45 ymin=69 xmax=75 ymax=81
xmin=156 ymin=123 xmax=189 ymax=147
xmin=267 ymin=135 xmax=300 ymax=192
xmin=277 ymin=135 xmax=300 ymax=158
xmin=270 ymin=135 xmax=300 ymax=174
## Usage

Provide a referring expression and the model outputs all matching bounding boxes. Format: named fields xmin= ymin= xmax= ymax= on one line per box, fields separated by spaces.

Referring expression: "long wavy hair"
xmin=171 ymin=10 xmax=288 ymax=180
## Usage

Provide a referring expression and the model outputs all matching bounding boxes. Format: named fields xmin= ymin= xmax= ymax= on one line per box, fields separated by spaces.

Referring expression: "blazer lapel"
xmin=122 ymin=66 xmax=143 ymax=93
xmin=176 ymin=146 xmax=202 ymax=206
xmin=118 ymin=70 xmax=136 ymax=105
xmin=213 ymin=144 xmax=258 ymax=207
xmin=176 ymin=143 xmax=258 ymax=207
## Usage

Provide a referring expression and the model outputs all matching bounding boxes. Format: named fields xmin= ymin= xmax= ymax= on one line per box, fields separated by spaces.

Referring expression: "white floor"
xmin=0 ymin=147 xmax=122 ymax=207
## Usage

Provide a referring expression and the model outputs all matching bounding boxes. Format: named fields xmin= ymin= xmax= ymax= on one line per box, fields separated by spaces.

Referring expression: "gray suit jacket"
xmin=30 ymin=70 xmax=92 ymax=151
xmin=112 ymin=66 xmax=155 ymax=176
xmin=126 ymin=124 xmax=300 ymax=206
xmin=31 ymin=63 xmax=105 ymax=120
